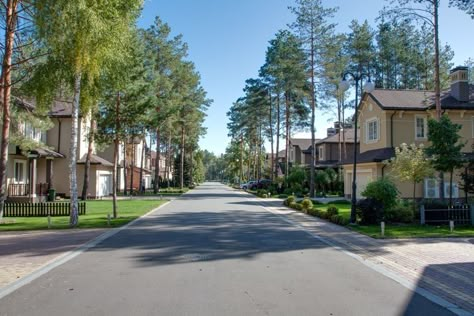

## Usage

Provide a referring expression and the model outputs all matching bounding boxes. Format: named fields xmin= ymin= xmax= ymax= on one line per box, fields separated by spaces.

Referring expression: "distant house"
xmin=342 ymin=66 xmax=474 ymax=199
xmin=315 ymin=129 xmax=358 ymax=170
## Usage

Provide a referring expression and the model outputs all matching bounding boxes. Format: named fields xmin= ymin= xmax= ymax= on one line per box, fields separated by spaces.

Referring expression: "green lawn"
xmin=314 ymin=204 xmax=474 ymax=238
xmin=0 ymin=199 xmax=167 ymax=231
xmin=349 ymin=224 xmax=474 ymax=239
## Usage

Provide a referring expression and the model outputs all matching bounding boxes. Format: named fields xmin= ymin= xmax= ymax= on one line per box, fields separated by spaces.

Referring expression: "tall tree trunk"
xmin=239 ymin=134 xmax=243 ymax=185
xmin=153 ymin=128 xmax=160 ymax=193
xmin=81 ymin=117 xmax=95 ymax=200
xmin=112 ymin=92 xmax=120 ymax=218
xmin=285 ymin=91 xmax=290 ymax=180
xmin=275 ymin=93 xmax=280 ymax=179
xmin=449 ymin=170 xmax=453 ymax=207
xmin=0 ymin=0 xmax=18 ymax=221
xmin=268 ymin=90 xmax=274 ymax=181
xmin=129 ymin=140 xmax=134 ymax=195
xmin=139 ymin=137 xmax=145 ymax=193
xmin=309 ymin=28 xmax=316 ymax=198
xmin=69 ymin=72 xmax=82 ymax=227
xmin=123 ymin=142 xmax=127 ymax=195
xmin=180 ymin=125 xmax=185 ymax=189
xmin=434 ymin=2 xmax=441 ymax=120
xmin=190 ymin=150 xmax=194 ymax=185
xmin=167 ymin=133 xmax=171 ymax=188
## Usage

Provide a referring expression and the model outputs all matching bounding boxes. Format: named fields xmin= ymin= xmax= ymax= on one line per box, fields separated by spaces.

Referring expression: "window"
xmin=318 ymin=146 xmax=324 ymax=161
xmin=415 ymin=116 xmax=427 ymax=139
xmin=424 ymin=178 xmax=459 ymax=198
xmin=366 ymin=118 xmax=378 ymax=142
xmin=444 ymin=183 xmax=459 ymax=198
xmin=424 ymin=178 xmax=439 ymax=198
xmin=14 ymin=160 xmax=26 ymax=184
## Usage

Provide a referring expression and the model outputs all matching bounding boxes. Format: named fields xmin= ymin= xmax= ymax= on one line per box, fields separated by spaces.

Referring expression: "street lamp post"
xmin=340 ymin=72 xmax=375 ymax=224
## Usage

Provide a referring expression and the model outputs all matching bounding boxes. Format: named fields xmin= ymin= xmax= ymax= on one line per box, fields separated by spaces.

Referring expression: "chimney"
xmin=450 ymin=66 xmax=469 ymax=102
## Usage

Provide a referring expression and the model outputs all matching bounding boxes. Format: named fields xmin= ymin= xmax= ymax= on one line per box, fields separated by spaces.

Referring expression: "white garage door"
xmin=99 ymin=174 xmax=112 ymax=197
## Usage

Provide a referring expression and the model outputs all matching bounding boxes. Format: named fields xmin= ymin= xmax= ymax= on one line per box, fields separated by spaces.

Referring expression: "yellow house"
xmin=343 ymin=66 xmax=473 ymax=200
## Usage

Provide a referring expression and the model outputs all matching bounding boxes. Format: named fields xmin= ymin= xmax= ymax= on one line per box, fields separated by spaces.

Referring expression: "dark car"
xmin=251 ymin=179 xmax=272 ymax=190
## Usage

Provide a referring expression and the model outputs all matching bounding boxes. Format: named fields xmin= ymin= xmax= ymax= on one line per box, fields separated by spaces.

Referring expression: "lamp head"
xmin=363 ymin=81 xmax=375 ymax=93
xmin=339 ymin=79 xmax=350 ymax=92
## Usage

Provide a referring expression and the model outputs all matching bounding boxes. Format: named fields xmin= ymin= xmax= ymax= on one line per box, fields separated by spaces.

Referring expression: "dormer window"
xmin=366 ymin=118 xmax=379 ymax=143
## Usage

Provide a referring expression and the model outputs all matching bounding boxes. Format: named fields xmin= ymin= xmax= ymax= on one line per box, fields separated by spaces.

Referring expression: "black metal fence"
xmin=420 ymin=204 xmax=473 ymax=225
xmin=3 ymin=202 xmax=86 ymax=217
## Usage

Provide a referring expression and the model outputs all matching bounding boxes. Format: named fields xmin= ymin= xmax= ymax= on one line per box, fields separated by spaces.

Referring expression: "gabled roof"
xmin=367 ymin=85 xmax=474 ymax=111
xmin=30 ymin=147 xmax=65 ymax=159
xmin=290 ymin=138 xmax=321 ymax=151
xmin=342 ymin=147 xmax=395 ymax=165
xmin=49 ymin=100 xmax=74 ymax=117
xmin=316 ymin=129 xmax=358 ymax=144
xmin=77 ymin=154 xmax=113 ymax=167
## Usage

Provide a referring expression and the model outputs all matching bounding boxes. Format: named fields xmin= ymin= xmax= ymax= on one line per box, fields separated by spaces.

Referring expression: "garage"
xmin=98 ymin=174 xmax=112 ymax=197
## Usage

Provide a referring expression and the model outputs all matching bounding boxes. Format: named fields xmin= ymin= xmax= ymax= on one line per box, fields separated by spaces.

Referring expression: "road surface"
xmin=0 ymin=183 xmax=453 ymax=315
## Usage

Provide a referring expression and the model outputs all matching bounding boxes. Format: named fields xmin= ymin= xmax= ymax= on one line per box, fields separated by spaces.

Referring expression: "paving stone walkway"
xmin=256 ymin=197 xmax=474 ymax=315
xmin=0 ymin=229 xmax=106 ymax=289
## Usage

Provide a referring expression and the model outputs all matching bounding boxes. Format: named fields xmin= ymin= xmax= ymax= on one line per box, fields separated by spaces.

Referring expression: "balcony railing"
xmin=8 ymin=183 xmax=49 ymax=197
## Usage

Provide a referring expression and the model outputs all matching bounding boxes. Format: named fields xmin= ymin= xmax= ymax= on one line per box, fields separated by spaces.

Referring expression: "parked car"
xmin=240 ymin=181 xmax=256 ymax=190
xmin=255 ymin=179 xmax=272 ymax=190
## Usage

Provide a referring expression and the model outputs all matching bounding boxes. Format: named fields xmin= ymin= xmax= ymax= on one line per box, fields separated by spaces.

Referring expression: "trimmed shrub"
xmin=295 ymin=203 xmax=303 ymax=211
xmin=257 ymin=189 xmax=268 ymax=198
xmin=301 ymin=198 xmax=313 ymax=212
xmin=361 ymin=178 xmax=399 ymax=210
xmin=356 ymin=198 xmax=384 ymax=224
xmin=278 ymin=194 xmax=288 ymax=199
xmin=289 ymin=201 xmax=298 ymax=209
xmin=319 ymin=210 xmax=328 ymax=219
xmin=307 ymin=208 xmax=321 ymax=216
xmin=326 ymin=206 xmax=339 ymax=217
xmin=385 ymin=204 xmax=414 ymax=223
xmin=285 ymin=195 xmax=296 ymax=206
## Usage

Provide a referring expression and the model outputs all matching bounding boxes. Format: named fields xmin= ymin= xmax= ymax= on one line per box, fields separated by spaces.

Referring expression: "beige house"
xmin=343 ymin=66 xmax=473 ymax=199
xmin=7 ymin=100 xmax=115 ymax=201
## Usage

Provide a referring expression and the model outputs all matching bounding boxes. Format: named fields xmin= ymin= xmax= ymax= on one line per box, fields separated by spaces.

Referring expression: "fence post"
xmin=420 ymin=205 xmax=425 ymax=225
xmin=449 ymin=220 xmax=454 ymax=232
xmin=381 ymin=221 xmax=385 ymax=237
xmin=470 ymin=205 xmax=474 ymax=226
xmin=107 ymin=213 xmax=111 ymax=226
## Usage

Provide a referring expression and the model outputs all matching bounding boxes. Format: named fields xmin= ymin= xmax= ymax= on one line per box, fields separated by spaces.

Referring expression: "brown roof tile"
xmin=368 ymin=85 xmax=474 ymax=110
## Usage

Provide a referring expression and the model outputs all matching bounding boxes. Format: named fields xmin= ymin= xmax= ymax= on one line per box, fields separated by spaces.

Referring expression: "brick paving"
xmin=0 ymin=229 xmax=106 ymax=289
xmin=258 ymin=198 xmax=474 ymax=315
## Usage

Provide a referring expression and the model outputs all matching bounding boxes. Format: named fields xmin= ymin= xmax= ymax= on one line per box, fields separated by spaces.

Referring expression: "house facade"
xmin=315 ymin=129 xmax=358 ymax=169
xmin=342 ymin=66 xmax=474 ymax=199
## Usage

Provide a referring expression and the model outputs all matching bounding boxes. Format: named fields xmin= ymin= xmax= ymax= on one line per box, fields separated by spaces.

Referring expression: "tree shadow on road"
xmin=90 ymin=209 xmax=332 ymax=267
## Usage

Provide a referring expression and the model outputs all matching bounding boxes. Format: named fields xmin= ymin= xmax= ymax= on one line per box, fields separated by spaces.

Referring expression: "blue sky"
xmin=138 ymin=0 xmax=474 ymax=156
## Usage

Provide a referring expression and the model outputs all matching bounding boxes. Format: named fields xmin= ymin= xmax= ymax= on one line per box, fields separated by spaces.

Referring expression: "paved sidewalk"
xmin=0 ymin=229 xmax=106 ymax=289
xmin=256 ymin=198 xmax=474 ymax=315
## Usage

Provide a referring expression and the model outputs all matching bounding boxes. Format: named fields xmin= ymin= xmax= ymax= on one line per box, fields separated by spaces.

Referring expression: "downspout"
xmin=57 ymin=118 xmax=62 ymax=154
xmin=390 ymin=111 xmax=396 ymax=148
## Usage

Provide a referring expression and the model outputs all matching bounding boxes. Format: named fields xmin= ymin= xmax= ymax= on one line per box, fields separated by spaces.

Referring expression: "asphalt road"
xmin=0 ymin=183 xmax=453 ymax=316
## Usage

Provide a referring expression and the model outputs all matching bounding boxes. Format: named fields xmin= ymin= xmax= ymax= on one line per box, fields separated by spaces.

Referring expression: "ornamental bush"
xmin=361 ymin=178 xmax=399 ymax=211
xmin=301 ymin=198 xmax=313 ymax=212
xmin=326 ymin=206 xmax=339 ymax=217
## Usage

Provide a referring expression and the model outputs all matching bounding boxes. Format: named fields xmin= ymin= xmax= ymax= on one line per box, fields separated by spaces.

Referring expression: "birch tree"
xmin=33 ymin=0 xmax=142 ymax=226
